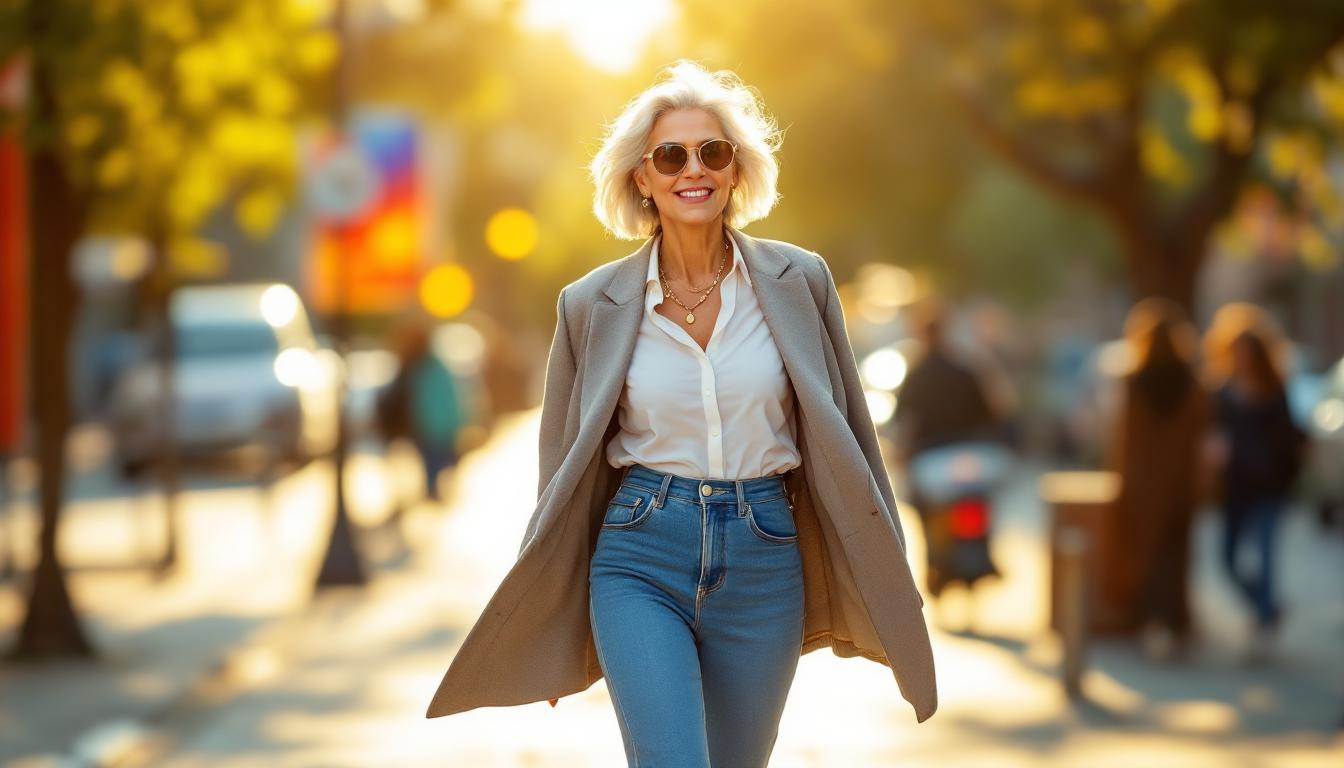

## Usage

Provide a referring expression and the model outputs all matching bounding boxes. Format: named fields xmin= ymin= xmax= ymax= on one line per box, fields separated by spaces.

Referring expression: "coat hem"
xmin=801 ymin=629 xmax=890 ymax=665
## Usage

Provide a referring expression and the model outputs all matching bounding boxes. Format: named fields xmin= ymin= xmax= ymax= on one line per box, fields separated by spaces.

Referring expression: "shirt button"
xmin=701 ymin=484 xmax=713 ymax=496
xmin=711 ymin=429 xmax=719 ymax=437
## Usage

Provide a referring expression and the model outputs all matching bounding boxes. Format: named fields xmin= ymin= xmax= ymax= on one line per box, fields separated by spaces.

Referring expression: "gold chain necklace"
xmin=658 ymin=237 xmax=730 ymax=324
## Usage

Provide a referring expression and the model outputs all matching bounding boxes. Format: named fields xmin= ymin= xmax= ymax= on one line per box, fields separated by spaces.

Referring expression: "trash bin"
xmin=1038 ymin=470 xmax=1119 ymax=696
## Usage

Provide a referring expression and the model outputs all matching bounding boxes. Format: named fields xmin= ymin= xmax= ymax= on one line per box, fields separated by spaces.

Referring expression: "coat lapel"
xmin=735 ymin=230 xmax=872 ymax=538
xmin=733 ymin=230 xmax=833 ymax=420
xmin=577 ymin=237 xmax=650 ymax=428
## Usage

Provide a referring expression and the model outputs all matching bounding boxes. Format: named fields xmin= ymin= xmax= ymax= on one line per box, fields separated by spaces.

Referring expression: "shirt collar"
xmin=644 ymin=232 xmax=751 ymax=305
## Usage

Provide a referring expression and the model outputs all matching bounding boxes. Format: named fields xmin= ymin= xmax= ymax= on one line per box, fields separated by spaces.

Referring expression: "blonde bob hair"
xmin=589 ymin=60 xmax=784 ymax=240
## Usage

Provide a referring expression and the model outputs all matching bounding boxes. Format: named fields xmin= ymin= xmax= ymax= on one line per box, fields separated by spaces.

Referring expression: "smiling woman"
xmin=518 ymin=0 xmax=677 ymax=73
xmin=425 ymin=59 xmax=937 ymax=768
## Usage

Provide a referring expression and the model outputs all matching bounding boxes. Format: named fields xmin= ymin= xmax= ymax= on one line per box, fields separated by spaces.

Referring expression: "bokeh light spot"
xmin=420 ymin=264 xmax=474 ymax=318
xmin=485 ymin=207 xmax=539 ymax=260
xmin=261 ymin=284 xmax=301 ymax=328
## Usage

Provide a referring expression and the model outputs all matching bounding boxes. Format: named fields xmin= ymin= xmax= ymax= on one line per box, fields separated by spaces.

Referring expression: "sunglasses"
xmin=641 ymin=139 xmax=737 ymax=176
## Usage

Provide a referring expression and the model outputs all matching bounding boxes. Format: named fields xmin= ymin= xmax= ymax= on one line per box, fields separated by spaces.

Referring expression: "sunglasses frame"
xmin=641 ymin=139 xmax=739 ymax=176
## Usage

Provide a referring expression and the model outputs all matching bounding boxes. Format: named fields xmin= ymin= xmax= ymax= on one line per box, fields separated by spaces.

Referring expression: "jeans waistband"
xmin=620 ymin=463 xmax=792 ymax=506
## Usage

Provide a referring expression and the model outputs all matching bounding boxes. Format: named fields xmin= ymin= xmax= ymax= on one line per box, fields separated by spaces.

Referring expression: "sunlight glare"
xmin=519 ymin=0 xmax=677 ymax=73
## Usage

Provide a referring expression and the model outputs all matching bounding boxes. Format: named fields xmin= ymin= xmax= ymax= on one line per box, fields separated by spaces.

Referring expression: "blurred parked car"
xmin=1057 ymin=339 xmax=1130 ymax=467
xmin=108 ymin=283 xmax=340 ymax=477
xmin=1301 ymin=354 xmax=1344 ymax=522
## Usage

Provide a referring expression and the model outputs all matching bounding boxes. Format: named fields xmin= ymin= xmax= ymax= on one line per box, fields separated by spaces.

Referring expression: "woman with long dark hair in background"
xmin=1205 ymin=305 xmax=1306 ymax=659
xmin=1105 ymin=298 xmax=1208 ymax=659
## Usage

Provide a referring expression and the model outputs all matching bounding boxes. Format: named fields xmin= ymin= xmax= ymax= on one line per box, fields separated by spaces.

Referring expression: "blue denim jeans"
xmin=589 ymin=463 xmax=806 ymax=767
xmin=1221 ymin=495 xmax=1284 ymax=627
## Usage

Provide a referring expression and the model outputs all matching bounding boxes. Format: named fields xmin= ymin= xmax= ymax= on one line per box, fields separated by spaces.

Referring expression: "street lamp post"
xmin=314 ymin=0 xmax=366 ymax=588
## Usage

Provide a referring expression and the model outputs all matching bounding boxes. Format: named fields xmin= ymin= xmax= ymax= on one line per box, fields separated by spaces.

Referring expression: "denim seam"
xmin=601 ymin=497 xmax=653 ymax=530
xmin=745 ymin=502 xmax=800 ymax=544
xmin=656 ymin=490 xmax=787 ymax=504
xmin=702 ymin=532 xmax=728 ymax=598
xmin=693 ymin=493 xmax=710 ymax=632
xmin=590 ymin=594 xmax=640 ymax=768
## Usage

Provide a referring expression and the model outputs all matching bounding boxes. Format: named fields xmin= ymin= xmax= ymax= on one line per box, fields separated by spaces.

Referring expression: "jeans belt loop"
xmin=735 ymin=479 xmax=747 ymax=517
xmin=654 ymin=472 xmax=672 ymax=509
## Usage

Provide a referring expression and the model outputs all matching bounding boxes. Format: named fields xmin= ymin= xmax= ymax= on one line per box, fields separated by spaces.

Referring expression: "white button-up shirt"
xmin=605 ymin=233 xmax=801 ymax=480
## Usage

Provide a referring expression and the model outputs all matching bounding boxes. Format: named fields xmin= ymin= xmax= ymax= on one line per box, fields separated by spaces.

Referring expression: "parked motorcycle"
xmin=907 ymin=441 xmax=1013 ymax=598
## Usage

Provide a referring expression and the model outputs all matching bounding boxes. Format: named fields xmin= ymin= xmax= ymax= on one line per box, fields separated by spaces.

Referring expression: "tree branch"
xmin=946 ymin=86 xmax=1117 ymax=207
xmin=1170 ymin=21 xmax=1344 ymax=267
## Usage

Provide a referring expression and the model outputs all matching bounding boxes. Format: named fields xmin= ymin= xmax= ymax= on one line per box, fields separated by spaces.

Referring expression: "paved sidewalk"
xmin=108 ymin=411 xmax=1344 ymax=767
xmin=0 ymin=441 xmax=416 ymax=767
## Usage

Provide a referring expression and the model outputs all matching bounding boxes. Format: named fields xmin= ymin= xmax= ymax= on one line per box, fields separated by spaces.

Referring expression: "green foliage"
xmin=4 ymin=0 xmax=336 ymax=239
xmin=904 ymin=0 xmax=1344 ymax=282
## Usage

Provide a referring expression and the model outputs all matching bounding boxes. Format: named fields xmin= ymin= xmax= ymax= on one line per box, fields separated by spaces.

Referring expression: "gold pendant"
xmin=686 ymin=312 xmax=695 ymax=324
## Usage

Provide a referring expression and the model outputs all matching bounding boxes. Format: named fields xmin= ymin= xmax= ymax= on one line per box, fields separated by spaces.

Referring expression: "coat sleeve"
xmin=519 ymin=288 xmax=576 ymax=556
xmin=814 ymin=253 xmax=909 ymax=554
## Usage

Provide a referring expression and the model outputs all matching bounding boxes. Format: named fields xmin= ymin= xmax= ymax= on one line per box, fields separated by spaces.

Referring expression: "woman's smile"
xmin=676 ymin=186 xmax=715 ymax=203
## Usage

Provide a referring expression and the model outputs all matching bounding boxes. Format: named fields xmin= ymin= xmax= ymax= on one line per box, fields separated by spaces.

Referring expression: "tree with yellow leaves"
xmin=0 ymin=0 xmax=335 ymax=659
xmin=904 ymin=0 xmax=1344 ymax=310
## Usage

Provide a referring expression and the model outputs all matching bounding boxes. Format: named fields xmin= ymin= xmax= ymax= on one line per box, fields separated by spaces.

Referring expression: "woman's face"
xmin=633 ymin=108 xmax=737 ymax=231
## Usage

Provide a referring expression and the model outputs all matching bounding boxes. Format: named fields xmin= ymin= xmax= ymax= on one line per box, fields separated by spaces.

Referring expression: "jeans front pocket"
xmin=601 ymin=486 xmax=656 ymax=530
xmin=746 ymin=495 xmax=798 ymax=544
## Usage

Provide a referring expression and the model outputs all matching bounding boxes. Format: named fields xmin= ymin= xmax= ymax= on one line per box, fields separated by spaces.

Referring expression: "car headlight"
xmin=1315 ymin=398 xmax=1344 ymax=434
xmin=273 ymin=347 xmax=319 ymax=389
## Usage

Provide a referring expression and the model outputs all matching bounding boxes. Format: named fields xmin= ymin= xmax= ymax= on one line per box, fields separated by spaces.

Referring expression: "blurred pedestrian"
xmin=378 ymin=319 xmax=463 ymax=501
xmin=1204 ymin=304 xmax=1307 ymax=659
xmin=426 ymin=61 xmax=937 ymax=762
xmin=893 ymin=298 xmax=1009 ymax=598
xmin=1102 ymin=298 xmax=1207 ymax=658
xmin=893 ymin=298 xmax=1005 ymax=467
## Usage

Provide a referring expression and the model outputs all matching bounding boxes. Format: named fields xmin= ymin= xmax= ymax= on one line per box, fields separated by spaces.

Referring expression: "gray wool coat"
xmin=425 ymin=226 xmax=938 ymax=723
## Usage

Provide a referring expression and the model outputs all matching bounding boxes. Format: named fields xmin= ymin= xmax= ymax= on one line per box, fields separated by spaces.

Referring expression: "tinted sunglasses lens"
xmin=700 ymin=140 xmax=734 ymax=170
xmin=651 ymin=144 xmax=688 ymax=175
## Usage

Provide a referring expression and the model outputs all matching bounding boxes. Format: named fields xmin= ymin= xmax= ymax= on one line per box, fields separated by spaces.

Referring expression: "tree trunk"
xmin=1106 ymin=207 xmax=1203 ymax=317
xmin=8 ymin=50 xmax=93 ymax=660
xmin=1128 ymin=244 xmax=1199 ymax=317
